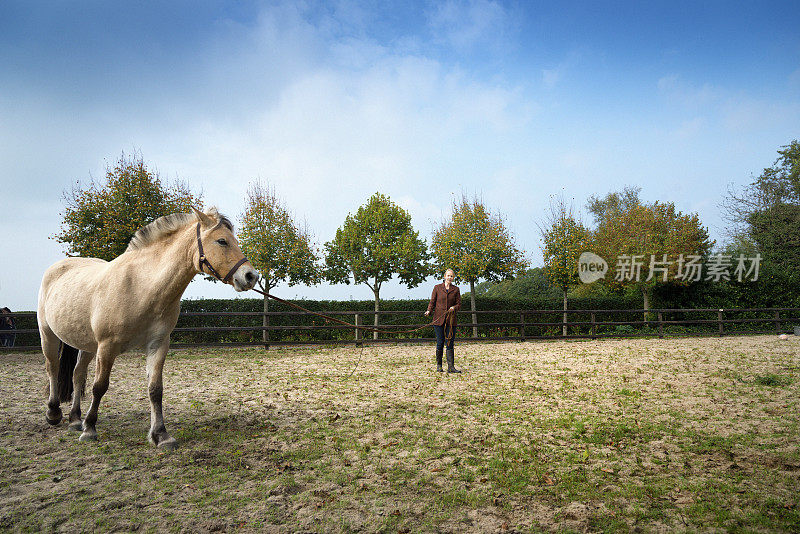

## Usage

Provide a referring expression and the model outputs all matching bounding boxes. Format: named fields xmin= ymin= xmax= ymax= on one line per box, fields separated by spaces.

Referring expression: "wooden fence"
xmin=3 ymin=307 xmax=799 ymax=351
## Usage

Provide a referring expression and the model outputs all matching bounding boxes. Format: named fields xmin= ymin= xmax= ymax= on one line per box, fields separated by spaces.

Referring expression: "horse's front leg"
xmin=147 ymin=340 xmax=177 ymax=450
xmin=68 ymin=350 xmax=95 ymax=431
xmin=80 ymin=343 xmax=118 ymax=442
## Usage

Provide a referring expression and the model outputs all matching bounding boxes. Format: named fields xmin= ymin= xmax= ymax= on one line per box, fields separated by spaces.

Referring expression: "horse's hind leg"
xmin=68 ymin=351 xmax=95 ymax=431
xmin=147 ymin=340 xmax=177 ymax=450
xmin=80 ymin=343 xmax=118 ymax=442
xmin=41 ymin=328 xmax=63 ymax=425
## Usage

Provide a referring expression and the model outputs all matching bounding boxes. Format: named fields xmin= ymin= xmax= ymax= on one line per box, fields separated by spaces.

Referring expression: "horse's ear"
xmin=192 ymin=207 xmax=214 ymax=228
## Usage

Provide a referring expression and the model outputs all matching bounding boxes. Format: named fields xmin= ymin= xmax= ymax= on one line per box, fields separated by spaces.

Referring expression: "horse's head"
xmin=192 ymin=208 xmax=260 ymax=292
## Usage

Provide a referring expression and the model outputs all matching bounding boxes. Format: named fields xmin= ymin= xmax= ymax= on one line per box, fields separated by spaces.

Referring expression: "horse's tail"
xmin=57 ymin=342 xmax=79 ymax=403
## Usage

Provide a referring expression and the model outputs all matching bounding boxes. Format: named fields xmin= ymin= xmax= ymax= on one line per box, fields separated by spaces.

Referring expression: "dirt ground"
xmin=1 ymin=335 xmax=799 ymax=532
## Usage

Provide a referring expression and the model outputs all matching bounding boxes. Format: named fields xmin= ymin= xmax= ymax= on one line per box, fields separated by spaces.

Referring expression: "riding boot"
xmin=446 ymin=348 xmax=461 ymax=373
xmin=436 ymin=348 xmax=444 ymax=372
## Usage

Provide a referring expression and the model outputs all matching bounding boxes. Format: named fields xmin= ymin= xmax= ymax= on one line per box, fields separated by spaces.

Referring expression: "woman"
xmin=424 ymin=269 xmax=462 ymax=373
xmin=0 ymin=307 xmax=15 ymax=348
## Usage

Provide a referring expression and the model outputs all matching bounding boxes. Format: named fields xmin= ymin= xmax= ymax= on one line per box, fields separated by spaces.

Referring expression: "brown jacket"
xmin=427 ymin=283 xmax=461 ymax=326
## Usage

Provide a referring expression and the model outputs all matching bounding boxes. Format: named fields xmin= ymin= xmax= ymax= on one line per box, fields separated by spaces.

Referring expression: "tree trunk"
xmin=563 ymin=289 xmax=568 ymax=337
xmin=373 ymin=289 xmax=380 ymax=341
xmin=262 ymin=292 xmax=270 ymax=349
xmin=470 ymin=280 xmax=478 ymax=338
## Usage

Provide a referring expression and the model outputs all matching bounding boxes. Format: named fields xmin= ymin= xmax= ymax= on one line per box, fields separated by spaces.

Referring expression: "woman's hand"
xmin=448 ymin=306 xmax=455 ymax=312
xmin=424 ymin=310 xmax=430 ymax=316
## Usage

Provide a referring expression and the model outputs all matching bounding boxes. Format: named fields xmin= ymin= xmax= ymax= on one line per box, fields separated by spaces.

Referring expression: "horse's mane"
xmin=126 ymin=207 xmax=233 ymax=252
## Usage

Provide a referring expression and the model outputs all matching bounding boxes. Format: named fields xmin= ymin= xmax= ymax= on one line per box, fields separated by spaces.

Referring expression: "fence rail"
xmin=3 ymin=307 xmax=799 ymax=351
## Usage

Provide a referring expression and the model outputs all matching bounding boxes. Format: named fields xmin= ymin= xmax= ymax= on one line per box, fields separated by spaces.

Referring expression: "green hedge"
xmin=173 ymin=295 xmax=647 ymax=344
xmin=173 ymin=294 xmax=798 ymax=344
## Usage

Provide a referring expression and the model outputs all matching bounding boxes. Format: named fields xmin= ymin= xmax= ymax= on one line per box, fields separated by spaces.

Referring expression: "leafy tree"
xmin=540 ymin=195 xmax=591 ymax=335
xmin=749 ymin=203 xmax=800 ymax=274
xmin=324 ymin=192 xmax=431 ymax=339
xmin=238 ymin=181 xmax=321 ymax=344
xmin=585 ymin=186 xmax=642 ymax=224
xmin=722 ymin=140 xmax=800 ymax=275
xmin=431 ymin=194 xmax=528 ymax=337
xmin=54 ymin=152 xmax=202 ymax=260
xmin=587 ymin=187 xmax=713 ymax=319
xmin=709 ymin=240 xmax=800 ymax=308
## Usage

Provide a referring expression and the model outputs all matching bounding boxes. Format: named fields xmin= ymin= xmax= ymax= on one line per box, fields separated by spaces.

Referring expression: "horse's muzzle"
xmin=232 ymin=265 xmax=260 ymax=292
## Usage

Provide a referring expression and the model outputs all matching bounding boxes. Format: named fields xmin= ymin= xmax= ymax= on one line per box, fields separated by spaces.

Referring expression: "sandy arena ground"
xmin=1 ymin=335 xmax=798 ymax=532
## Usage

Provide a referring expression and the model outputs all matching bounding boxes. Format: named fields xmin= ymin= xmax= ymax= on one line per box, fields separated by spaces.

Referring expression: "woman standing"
xmin=424 ymin=269 xmax=462 ymax=373
xmin=0 ymin=307 xmax=15 ymax=348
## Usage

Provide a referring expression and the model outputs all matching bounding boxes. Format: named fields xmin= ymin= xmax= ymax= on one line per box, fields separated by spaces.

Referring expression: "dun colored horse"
xmin=38 ymin=207 xmax=259 ymax=449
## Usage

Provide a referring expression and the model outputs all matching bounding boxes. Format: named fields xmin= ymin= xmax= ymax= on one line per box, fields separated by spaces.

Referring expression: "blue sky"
xmin=1 ymin=0 xmax=799 ymax=310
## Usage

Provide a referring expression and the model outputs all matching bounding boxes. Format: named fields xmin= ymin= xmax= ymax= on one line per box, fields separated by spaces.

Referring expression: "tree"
xmin=324 ymin=192 xmax=431 ymax=339
xmin=54 ymin=152 xmax=202 ymax=260
xmin=431 ymin=194 xmax=528 ymax=337
xmin=539 ymin=195 xmax=591 ymax=335
xmin=749 ymin=203 xmax=800 ymax=273
xmin=238 ymin=181 xmax=321 ymax=345
xmin=587 ymin=187 xmax=713 ymax=319
xmin=722 ymin=140 xmax=800 ymax=274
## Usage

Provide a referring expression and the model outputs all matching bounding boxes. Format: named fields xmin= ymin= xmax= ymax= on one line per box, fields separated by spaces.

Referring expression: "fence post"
xmin=774 ymin=310 xmax=781 ymax=335
xmin=355 ymin=313 xmax=362 ymax=347
xmin=591 ymin=312 xmax=597 ymax=340
xmin=657 ymin=312 xmax=664 ymax=338
xmin=519 ymin=313 xmax=525 ymax=341
xmin=262 ymin=298 xmax=270 ymax=350
xmin=718 ymin=309 xmax=724 ymax=337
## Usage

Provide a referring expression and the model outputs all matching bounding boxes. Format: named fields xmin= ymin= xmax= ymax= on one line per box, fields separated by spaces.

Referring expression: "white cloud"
xmin=657 ymin=74 xmax=717 ymax=108
xmin=157 ymin=19 xmax=533 ymax=240
xmin=789 ymin=68 xmax=800 ymax=91
xmin=426 ymin=0 xmax=515 ymax=52
xmin=721 ymin=97 xmax=800 ymax=133
xmin=672 ymin=116 xmax=707 ymax=140
xmin=542 ymin=67 xmax=562 ymax=88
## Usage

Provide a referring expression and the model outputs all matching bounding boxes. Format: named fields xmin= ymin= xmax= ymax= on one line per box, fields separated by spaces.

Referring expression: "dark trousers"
xmin=433 ymin=324 xmax=455 ymax=351
xmin=0 ymin=324 xmax=14 ymax=348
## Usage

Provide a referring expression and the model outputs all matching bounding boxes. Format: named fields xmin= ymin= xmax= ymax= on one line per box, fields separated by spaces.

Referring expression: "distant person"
xmin=424 ymin=269 xmax=462 ymax=373
xmin=0 ymin=307 xmax=15 ymax=348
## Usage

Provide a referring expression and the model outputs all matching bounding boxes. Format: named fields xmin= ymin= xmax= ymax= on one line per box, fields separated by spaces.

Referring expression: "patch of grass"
xmin=754 ymin=373 xmax=792 ymax=387
xmin=680 ymin=429 xmax=747 ymax=455
xmin=615 ymin=387 xmax=641 ymax=398
xmin=573 ymin=417 xmax=661 ymax=447
xmin=586 ymin=511 xmax=630 ymax=533
xmin=435 ymin=486 xmax=487 ymax=509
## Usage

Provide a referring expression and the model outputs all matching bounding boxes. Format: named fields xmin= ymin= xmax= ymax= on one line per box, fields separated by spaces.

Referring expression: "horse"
xmin=37 ymin=207 xmax=259 ymax=449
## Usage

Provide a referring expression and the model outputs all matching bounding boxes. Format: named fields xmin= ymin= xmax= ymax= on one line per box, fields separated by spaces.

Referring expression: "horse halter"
xmin=196 ymin=223 xmax=250 ymax=285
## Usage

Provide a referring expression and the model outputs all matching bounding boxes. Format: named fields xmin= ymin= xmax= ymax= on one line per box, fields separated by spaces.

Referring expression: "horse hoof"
xmin=79 ymin=431 xmax=97 ymax=442
xmin=46 ymin=412 xmax=62 ymax=426
xmin=157 ymin=438 xmax=178 ymax=451
xmin=68 ymin=421 xmax=83 ymax=432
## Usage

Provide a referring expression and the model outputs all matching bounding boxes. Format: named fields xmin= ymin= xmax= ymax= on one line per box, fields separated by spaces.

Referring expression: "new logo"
xmin=578 ymin=252 xmax=608 ymax=283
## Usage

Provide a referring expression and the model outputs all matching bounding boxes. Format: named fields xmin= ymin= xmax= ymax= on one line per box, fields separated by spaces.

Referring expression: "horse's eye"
xmin=216 ymin=238 xmax=228 ymax=246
